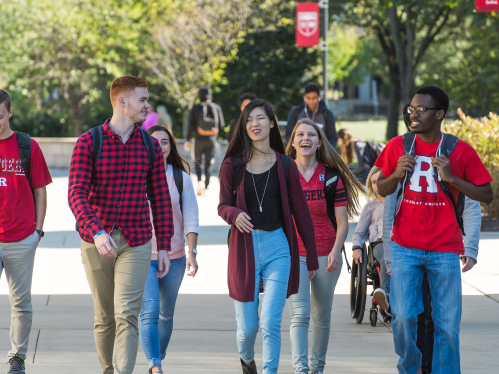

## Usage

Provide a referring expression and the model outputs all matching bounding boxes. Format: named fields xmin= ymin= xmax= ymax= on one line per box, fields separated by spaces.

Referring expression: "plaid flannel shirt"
xmin=68 ymin=120 xmax=173 ymax=250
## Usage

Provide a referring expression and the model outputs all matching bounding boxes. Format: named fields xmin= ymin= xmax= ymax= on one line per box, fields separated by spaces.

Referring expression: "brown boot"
xmin=240 ymin=358 xmax=257 ymax=374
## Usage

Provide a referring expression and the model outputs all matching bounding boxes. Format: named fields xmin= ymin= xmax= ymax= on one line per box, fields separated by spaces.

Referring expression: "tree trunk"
xmin=386 ymin=74 xmax=401 ymax=140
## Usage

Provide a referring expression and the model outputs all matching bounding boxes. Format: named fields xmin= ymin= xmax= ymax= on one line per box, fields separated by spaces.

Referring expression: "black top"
xmin=244 ymin=162 xmax=283 ymax=231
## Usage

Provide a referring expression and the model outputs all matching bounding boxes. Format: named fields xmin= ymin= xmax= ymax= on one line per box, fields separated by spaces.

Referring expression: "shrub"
xmin=443 ymin=109 xmax=499 ymax=219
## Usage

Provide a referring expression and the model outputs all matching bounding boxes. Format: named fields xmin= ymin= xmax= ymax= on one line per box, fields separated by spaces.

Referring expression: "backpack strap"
xmin=90 ymin=126 xmax=103 ymax=176
xmin=172 ymin=166 xmax=184 ymax=214
xmin=139 ymin=128 xmax=156 ymax=168
xmin=393 ymin=131 xmax=417 ymax=222
xmin=16 ymin=132 xmax=33 ymax=196
xmin=324 ymin=166 xmax=341 ymax=231
xmin=436 ymin=134 xmax=465 ymax=235
xmin=138 ymin=128 xmax=156 ymax=200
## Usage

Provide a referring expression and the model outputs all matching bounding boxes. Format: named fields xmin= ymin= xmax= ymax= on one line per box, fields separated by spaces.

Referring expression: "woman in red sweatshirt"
xmin=218 ymin=100 xmax=319 ymax=374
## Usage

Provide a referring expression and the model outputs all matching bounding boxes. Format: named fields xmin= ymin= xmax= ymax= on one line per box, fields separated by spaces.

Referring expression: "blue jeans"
xmin=140 ymin=256 xmax=186 ymax=369
xmin=391 ymin=243 xmax=461 ymax=374
xmin=289 ymin=255 xmax=342 ymax=373
xmin=234 ymin=228 xmax=291 ymax=374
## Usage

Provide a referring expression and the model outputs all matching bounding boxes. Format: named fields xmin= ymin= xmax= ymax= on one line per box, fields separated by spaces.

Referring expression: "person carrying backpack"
xmin=68 ymin=76 xmax=174 ymax=374
xmin=218 ymin=100 xmax=319 ymax=374
xmin=185 ymin=86 xmax=225 ymax=195
xmin=285 ymin=118 xmax=363 ymax=374
xmin=0 ymin=90 xmax=52 ymax=374
xmin=140 ymin=125 xmax=199 ymax=374
xmin=285 ymin=84 xmax=337 ymax=147
xmin=376 ymin=86 xmax=494 ymax=374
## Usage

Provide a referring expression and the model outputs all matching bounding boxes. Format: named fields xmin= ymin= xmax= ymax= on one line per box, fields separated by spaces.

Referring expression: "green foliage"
xmin=444 ymin=109 xmax=499 ymax=219
xmin=215 ymin=12 xmax=320 ymax=136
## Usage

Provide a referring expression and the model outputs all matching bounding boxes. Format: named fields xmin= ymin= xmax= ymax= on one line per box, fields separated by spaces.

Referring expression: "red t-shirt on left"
xmin=0 ymin=132 xmax=52 ymax=243
xmin=296 ymin=162 xmax=348 ymax=257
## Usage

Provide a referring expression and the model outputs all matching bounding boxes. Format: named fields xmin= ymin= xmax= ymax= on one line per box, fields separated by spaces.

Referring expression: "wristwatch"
xmin=36 ymin=230 xmax=44 ymax=238
xmin=189 ymin=248 xmax=198 ymax=255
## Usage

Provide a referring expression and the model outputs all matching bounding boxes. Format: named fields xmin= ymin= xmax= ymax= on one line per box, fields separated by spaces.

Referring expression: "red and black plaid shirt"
xmin=68 ymin=120 xmax=173 ymax=250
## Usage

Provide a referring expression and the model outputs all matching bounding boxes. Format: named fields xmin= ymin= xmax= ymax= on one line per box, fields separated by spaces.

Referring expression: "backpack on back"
xmin=395 ymin=131 xmax=465 ymax=236
xmin=15 ymin=132 xmax=33 ymax=197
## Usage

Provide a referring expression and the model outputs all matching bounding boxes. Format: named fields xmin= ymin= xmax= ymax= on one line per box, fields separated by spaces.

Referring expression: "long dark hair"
xmin=224 ymin=99 xmax=284 ymax=163
xmin=146 ymin=125 xmax=190 ymax=174
xmin=286 ymin=119 xmax=365 ymax=218
xmin=337 ymin=128 xmax=354 ymax=165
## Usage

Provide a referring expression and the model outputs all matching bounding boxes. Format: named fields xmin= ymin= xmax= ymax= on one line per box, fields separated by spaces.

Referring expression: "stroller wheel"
xmin=370 ymin=309 xmax=378 ymax=327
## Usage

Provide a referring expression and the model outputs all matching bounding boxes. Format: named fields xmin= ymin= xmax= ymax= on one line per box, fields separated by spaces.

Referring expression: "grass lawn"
xmin=336 ymin=120 xmax=408 ymax=142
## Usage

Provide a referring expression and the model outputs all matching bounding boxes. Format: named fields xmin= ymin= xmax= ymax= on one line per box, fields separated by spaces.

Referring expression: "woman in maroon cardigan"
xmin=218 ymin=100 xmax=319 ymax=374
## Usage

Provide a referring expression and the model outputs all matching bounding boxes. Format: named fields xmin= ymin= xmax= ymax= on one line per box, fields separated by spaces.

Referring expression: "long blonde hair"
xmin=366 ymin=166 xmax=382 ymax=201
xmin=286 ymin=118 xmax=365 ymax=218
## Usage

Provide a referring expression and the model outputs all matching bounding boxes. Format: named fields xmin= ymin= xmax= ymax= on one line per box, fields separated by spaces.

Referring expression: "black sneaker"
xmin=8 ymin=354 xmax=25 ymax=374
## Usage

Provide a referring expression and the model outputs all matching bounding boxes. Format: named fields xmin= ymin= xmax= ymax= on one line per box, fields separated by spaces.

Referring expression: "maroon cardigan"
xmin=218 ymin=151 xmax=319 ymax=302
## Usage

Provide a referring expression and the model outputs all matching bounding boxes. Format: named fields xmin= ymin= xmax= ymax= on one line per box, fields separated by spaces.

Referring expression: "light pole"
xmin=319 ymin=0 xmax=329 ymax=100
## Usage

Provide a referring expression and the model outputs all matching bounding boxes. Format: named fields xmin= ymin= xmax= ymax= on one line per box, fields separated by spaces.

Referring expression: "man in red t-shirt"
xmin=0 ymin=90 xmax=52 ymax=374
xmin=376 ymin=86 xmax=493 ymax=374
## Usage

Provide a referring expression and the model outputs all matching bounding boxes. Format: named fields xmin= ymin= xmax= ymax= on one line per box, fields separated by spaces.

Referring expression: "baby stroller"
xmin=349 ymin=240 xmax=390 ymax=326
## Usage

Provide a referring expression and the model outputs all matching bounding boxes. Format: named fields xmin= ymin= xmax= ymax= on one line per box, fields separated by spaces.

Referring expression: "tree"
xmin=331 ymin=0 xmax=472 ymax=139
xmin=1 ymin=0 xmax=124 ymax=136
xmin=216 ymin=6 xmax=321 ymax=132
xmin=139 ymin=0 xmax=291 ymax=112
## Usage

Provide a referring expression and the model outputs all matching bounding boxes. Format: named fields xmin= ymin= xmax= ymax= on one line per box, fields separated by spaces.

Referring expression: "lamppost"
xmin=319 ymin=0 xmax=329 ymax=100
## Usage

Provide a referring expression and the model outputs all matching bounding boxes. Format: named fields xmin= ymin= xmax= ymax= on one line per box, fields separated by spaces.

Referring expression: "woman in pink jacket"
xmin=140 ymin=126 xmax=199 ymax=374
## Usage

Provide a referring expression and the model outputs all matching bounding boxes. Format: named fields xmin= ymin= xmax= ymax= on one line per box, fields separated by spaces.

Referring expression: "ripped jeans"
xmin=140 ymin=256 xmax=186 ymax=369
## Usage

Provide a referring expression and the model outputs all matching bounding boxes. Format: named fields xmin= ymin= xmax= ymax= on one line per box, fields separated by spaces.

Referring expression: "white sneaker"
xmin=373 ymin=288 xmax=390 ymax=311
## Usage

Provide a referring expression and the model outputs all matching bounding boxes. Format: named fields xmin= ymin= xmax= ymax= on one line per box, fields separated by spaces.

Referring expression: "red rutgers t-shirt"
xmin=0 ymin=132 xmax=52 ymax=243
xmin=375 ymin=135 xmax=493 ymax=254
xmin=296 ymin=162 xmax=348 ymax=257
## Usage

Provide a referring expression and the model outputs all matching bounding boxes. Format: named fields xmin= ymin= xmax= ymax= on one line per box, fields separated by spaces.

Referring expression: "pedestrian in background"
xmin=68 ymin=76 xmax=173 ymax=374
xmin=286 ymin=118 xmax=363 ymax=374
xmin=218 ymin=99 xmax=319 ymax=374
xmin=228 ymin=93 xmax=257 ymax=142
xmin=285 ymin=84 xmax=337 ymax=147
xmin=0 ymin=89 xmax=52 ymax=374
xmin=185 ymin=86 xmax=225 ymax=195
xmin=142 ymin=104 xmax=159 ymax=131
xmin=156 ymin=105 xmax=173 ymax=132
xmin=140 ymin=125 xmax=199 ymax=374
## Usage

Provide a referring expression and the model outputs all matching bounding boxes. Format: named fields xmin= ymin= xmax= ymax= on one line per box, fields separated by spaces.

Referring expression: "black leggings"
xmin=194 ymin=137 xmax=214 ymax=188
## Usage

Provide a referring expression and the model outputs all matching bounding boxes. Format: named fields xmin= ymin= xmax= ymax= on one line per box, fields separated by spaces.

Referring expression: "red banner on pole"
xmin=476 ymin=0 xmax=499 ymax=12
xmin=296 ymin=2 xmax=320 ymax=47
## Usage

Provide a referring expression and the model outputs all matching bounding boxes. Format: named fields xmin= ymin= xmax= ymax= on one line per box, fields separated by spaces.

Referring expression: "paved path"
xmin=1 ymin=170 xmax=498 ymax=373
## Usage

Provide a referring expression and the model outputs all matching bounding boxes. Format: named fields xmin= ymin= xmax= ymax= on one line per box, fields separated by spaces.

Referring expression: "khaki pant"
xmin=81 ymin=230 xmax=151 ymax=374
xmin=0 ymin=231 xmax=39 ymax=360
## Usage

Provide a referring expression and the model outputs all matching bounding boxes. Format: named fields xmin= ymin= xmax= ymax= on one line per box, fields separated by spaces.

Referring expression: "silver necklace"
xmin=250 ymin=165 xmax=271 ymax=213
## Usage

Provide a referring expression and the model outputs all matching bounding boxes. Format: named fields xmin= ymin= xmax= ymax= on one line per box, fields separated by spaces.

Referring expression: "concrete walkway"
xmin=1 ymin=170 xmax=498 ymax=373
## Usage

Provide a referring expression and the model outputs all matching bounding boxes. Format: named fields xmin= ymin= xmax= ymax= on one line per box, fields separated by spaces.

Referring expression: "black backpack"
xmin=323 ymin=166 xmax=341 ymax=230
xmin=15 ymin=132 xmax=34 ymax=201
xmin=395 ymin=131 xmax=465 ymax=236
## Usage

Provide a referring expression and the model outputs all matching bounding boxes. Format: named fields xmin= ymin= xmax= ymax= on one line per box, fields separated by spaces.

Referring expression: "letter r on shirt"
xmin=0 ymin=178 xmax=6 ymax=186
xmin=409 ymin=156 xmax=438 ymax=193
